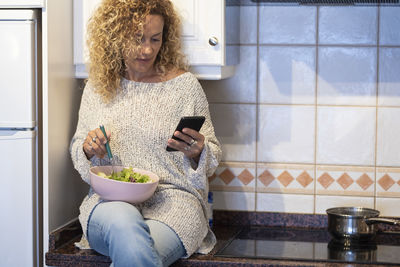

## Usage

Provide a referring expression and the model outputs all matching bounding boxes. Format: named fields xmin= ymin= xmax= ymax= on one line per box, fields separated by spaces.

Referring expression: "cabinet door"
xmin=0 ymin=131 xmax=36 ymax=266
xmin=171 ymin=0 xmax=224 ymax=65
xmin=0 ymin=10 xmax=36 ymax=128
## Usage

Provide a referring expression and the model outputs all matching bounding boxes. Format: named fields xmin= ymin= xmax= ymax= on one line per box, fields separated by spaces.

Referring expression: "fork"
xmin=99 ymin=125 xmax=116 ymax=172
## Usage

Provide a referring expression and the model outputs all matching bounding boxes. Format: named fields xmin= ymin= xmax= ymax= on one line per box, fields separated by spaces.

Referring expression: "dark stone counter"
xmin=45 ymin=211 xmax=400 ymax=267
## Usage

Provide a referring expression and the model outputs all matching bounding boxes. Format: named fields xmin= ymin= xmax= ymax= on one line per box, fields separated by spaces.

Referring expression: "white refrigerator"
xmin=0 ymin=9 xmax=39 ymax=267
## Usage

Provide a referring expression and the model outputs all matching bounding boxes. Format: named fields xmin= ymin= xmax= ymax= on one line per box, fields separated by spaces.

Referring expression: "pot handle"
xmin=365 ymin=218 xmax=400 ymax=225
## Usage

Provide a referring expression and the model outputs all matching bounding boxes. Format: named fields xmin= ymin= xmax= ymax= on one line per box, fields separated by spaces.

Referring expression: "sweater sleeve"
xmin=183 ymin=77 xmax=221 ymax=192
xmin=69 ymin=82 xmax=100 ymax=185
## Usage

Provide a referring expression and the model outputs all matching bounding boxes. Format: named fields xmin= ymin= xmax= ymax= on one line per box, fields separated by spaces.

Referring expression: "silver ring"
xmin=184 ymin=146 xmax=190 ymax=151
xmin=89 ymin=141 xmax=93 ymax=146
xmin=92 ymin=136 xmax=97 ymax=143
xmin=189 ymin=139 xmax=196 ymax=146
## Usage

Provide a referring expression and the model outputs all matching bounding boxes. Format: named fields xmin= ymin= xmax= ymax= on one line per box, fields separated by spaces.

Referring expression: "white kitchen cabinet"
xmin=171 ymin=0 xmax=238 ymax=79
xmin=73 ymin=0 xmax=238 ymax=80
xmin=0 ymin=0 xmax=44 ymax=8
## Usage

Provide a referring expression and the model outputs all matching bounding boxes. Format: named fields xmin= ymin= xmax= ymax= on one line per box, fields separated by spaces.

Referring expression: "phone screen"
xmin=166 ymin=116 xmax=205 ymax=152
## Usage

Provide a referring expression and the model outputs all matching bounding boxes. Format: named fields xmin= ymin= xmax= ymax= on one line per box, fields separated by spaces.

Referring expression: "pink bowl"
xmin=89 ymin=166 xmax=159 ymax=204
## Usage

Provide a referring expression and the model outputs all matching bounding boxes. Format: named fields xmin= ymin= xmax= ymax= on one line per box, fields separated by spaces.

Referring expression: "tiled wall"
xmin=200 ymin=3 xmax=400 ymax=217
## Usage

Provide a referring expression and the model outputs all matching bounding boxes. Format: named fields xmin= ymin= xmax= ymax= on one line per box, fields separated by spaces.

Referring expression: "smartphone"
xmin=166 ymin=116 xmax=205 ymax=152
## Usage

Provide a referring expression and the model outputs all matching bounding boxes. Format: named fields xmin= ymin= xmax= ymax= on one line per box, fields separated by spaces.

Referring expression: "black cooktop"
xmin=215 ymin=226 xmax=400 ymax=265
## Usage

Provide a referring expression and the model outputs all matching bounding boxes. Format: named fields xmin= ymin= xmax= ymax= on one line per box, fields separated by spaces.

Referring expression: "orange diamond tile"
xmin=258 ymin=170 xmax=275 ymax=187
xmin=208 ymin=173 xmax=216 ymax=183
xmin=356 ymin=173 xmax=373 ymax=190
xmin=318 ymin=172 xmax=334 ymax=189
xmin=219 ymin=168 xmax=235 ymax=185
xmin=337 ymin=173 xmax=354 ymax=190
xmin=277 ymin=171 xmax=294 ymax=187
xmin=296 ymin=171 xmax=313 ymax=188
xmin=237 ymin=169 xmax=254 ymax=185
xmin=378 ymin=174 xmax=395 ymax=191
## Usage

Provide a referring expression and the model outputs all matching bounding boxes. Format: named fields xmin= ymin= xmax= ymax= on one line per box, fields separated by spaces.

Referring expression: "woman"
xmin=69 ymin=0 xmax=221 ymax=266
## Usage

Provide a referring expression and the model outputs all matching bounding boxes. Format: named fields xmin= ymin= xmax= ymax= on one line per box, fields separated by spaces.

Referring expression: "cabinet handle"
xmin=208 ymin=37 xmax=218 ymax=46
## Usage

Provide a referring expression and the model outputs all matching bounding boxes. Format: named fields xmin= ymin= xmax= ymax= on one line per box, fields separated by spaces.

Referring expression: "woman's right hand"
xmin=83 ymin=128 xmax=111 ymax=159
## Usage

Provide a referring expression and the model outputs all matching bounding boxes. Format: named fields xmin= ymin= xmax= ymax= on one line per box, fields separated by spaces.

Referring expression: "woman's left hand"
xmin=167 ymin=127 xmax=204 ymax=162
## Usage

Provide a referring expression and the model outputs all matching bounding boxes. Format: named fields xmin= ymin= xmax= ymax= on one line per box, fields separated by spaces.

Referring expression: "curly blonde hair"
xmin=86 ymin=0 xmax=188 ymax=101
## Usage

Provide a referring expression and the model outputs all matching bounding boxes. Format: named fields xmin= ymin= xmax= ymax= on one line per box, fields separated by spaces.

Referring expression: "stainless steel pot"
xmin=326 ymin=207 xmax=400 ymax=241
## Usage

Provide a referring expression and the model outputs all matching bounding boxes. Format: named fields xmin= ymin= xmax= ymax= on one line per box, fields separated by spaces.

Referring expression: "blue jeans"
xmin=87 ymin=201 xmax=185 ymax=267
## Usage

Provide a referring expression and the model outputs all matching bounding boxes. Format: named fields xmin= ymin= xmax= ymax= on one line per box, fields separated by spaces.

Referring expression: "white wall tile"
xmin=319 ymin=6 xmax=378 ymax=45
xmin=213 ymin=191 xmax=255 ymax=211
xmin=377 ymin=108 xmax=400 ymax=167
xmin=259 ymin=6 xmax=316 ymax=44
xmin=317 ymin=107 xmax=376 ymax=165
xmin=256 ymin=193 xmax=314 ymax=213
xmin=202 ymin=46 xmax=257 ymax=103
xmin=317 ymin=47 xmax=377 ymax=106
xmin=258 ymin=105 xmax=315 ymax=164
xmin=315 ymin=195 xmax=374 ymax=214
xmin=259 ymin=46 xmax=316 ymax=104
xmin=240 ymin=6 xmax=257 ymax=44
xmin=226 ymin=6 xmax=240 ymax=45
xmin=378 ymin=48 xmax=400 ymax=106
xmin=210 ymin=104 xmax=256 ymax=162
xmin=376 ymin=197 xmax=400 ymax=217
xmin=204 ymin=4 xmax=400 ymax=218
xmin=379 ymin=7 xmax=400 ymax=46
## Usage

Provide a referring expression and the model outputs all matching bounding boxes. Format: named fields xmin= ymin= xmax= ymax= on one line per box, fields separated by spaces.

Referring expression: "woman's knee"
xmin=94 ymin=202 xmax=149 ymax=235
xmin=92 ymin=202 xmax=141 ymax=224
xmin=93 ymin=201 xmax=142 ymax=220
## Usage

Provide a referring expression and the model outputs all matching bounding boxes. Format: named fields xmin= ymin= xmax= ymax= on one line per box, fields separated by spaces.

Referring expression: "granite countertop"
xmin=47 ymin=223 xmax=374 ymax=267
xmin=45 ymin=211 xmax=400 ymax=267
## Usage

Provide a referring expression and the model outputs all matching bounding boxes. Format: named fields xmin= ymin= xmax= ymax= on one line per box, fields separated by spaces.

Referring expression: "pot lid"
xmin=326 ymin=207 xmax=380 ymax=218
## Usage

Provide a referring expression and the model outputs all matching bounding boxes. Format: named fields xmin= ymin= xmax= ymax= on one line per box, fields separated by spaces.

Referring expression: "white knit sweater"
xmin=70 ymin=72 xmax=221 ymax=257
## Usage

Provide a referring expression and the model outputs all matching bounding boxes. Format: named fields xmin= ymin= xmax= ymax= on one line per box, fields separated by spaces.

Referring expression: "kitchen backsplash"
xmin=200 ymin=4 xmax=400 ymax=217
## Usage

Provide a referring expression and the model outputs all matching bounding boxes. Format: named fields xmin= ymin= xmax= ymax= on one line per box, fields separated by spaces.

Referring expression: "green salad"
xmin=97 ymin=167 xmax=151 ymax=183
